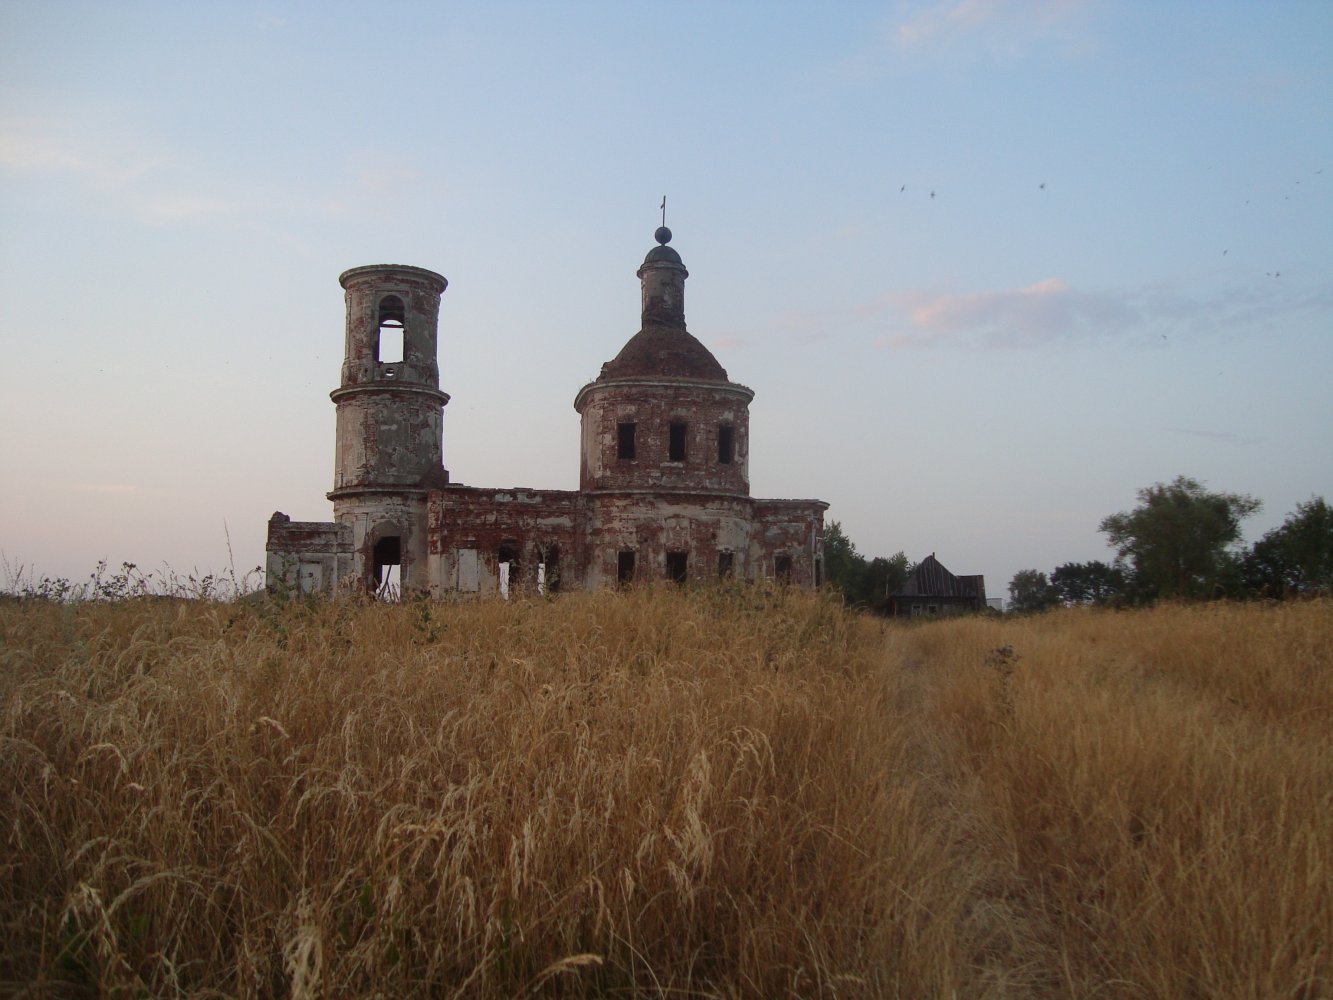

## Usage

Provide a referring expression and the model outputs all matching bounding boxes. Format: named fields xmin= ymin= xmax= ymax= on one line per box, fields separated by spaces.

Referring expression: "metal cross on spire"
xmin=660 ymin=195 xmax=666 ymax=228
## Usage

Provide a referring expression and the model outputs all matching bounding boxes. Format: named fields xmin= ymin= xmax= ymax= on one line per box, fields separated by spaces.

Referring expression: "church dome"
xmin=597 ymin=325 xmax=728 ymax=381
xmin=642 ymin=244 xmax=683 ymax=266
xmin=594 ymin=226 xmax=727 ymax=382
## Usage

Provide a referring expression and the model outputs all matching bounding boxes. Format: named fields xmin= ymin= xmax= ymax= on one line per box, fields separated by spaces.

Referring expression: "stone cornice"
xmin=574 ymin=377 xmax=754 ymax=413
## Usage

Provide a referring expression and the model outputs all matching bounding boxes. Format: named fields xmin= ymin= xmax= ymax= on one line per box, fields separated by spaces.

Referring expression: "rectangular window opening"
xmin=377 ymin=322 xmax=404 ymax=365
xmin=669 ymin=422 xmax=687 ymax=461
xmin=718 ymin=424 xmax=734 ymax=465
xmin=666 ymin=551 xmax=688 ymax=584
xmin=617 ymin=550 xmax=636 ymax=584
xmin=617 ymin=422 xmax=637 ymax=461
xmin=774 ymin=554 xmax=793 ymax=584
xmin=718 ymin=552 xmax=734 ymax=579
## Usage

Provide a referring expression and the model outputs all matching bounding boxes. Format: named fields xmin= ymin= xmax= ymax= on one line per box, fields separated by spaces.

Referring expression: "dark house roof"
xmin=891 ymin=554 xmax=986 ymax=601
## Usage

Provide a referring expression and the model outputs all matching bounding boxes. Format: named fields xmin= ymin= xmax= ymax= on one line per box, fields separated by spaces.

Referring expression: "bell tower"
xmin=328 ymin=264 xmax=449 ymax=593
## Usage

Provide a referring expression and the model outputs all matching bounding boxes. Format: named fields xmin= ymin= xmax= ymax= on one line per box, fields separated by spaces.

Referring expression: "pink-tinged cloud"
xmin=878 ymin=276 xmax=1140 ymax=349
xmin=870 ymin=275 xmax=1333 ymax=351
xmin=897 ymin=0 xmax=1005 ymax=47
xmin=894 ymin=0 xmax=1088 ymax=54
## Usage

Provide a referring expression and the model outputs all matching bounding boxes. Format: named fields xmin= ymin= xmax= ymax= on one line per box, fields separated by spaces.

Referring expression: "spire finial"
xmin=654 ymin=196 xmax=672 ymax=245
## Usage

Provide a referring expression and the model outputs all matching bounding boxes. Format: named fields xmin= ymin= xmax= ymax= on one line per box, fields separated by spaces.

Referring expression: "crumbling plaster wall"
xmin=333 ymin=492 xmax=431 ymax=592
xmin=332 ymin=391 xmax=447 ymax=491
xmin=338 ymin=266 xmax=444 ymax=389
xmin=752 ymin=500 xmax=828 ymax=586
xmin=428 ymin=487 xmax=584 ymax=597
xmin=265 ymin=514 xmax=354 ymax=595
xmin=575 ymin=380 xmax=753 ymax=495
xmin=581 ymin=493 xmax=755 ymax=588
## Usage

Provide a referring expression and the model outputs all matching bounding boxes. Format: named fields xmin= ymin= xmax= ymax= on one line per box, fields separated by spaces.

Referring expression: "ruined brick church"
xmin=266 ymin=227 xmax=827 ymax=597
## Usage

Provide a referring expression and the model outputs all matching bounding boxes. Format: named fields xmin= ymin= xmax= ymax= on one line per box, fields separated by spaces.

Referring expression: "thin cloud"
xmin=0 ymin=115 xmax=243 ymax=224
xmin=878 ymin=276 xmax=1137 ymax=349
xmin=323 ymin=153 xmax=423 ymax=218
xmin=138 ymin=194 xmax=234 ymax=224
xmin=0 ymin=117 xmax=169 ymax=183
xmin=1163 ymin=427 xmax=1264 ymax=446
xmin=70 ymin=483 xmax=142 ymax=496
xmin=354 ymin=157 xmax=417 ymax=197
xmin=0 ymin=129 xmax=86 ymax=173
xmin=869 ymin=274 xmax=1331 ymax=351
xmin=896 ymin=0 xmax=1006 ymax=47
xmin=892 ymin=0 xmax=1091 ymax=57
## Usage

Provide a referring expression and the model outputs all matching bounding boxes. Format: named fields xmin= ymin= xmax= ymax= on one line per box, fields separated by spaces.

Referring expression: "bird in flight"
xmin=1039 ymin=182 xmax=1046 ymax=190
xmin=930 ymin=190 xmax=936 ymax=199
xmin=900 ymin=185 xmax=906 ymax=192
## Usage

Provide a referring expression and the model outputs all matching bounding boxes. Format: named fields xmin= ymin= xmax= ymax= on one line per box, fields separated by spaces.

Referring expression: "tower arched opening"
xmin=376 ymin=295 xmax=406 ymax=364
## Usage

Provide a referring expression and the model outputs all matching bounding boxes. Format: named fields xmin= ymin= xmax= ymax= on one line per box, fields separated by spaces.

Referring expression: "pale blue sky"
xmin=2 ymin=1 xmax=1330 ymax=596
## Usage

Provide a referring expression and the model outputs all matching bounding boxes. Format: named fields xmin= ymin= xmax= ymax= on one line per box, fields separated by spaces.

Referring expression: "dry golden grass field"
xmin=2 ymin=588 xmax=1329 ymax=999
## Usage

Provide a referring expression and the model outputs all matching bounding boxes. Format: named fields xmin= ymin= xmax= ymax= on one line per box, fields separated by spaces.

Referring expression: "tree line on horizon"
xmin=823 ymin=476 xmax=1331 ymax=614
xmin=1007 ymin=476 xmax=1333 ymax=612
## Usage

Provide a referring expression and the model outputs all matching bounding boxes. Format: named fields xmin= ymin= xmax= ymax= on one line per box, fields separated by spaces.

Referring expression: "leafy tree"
xmin=823 ymin=522 xmax=912 ymax=606
xmin=1008 ymin=569 xmax=1058 ymax=613
xmin=1099 ymin=476 xmax=1261 ymax=601
xmin=864 ymin=553 xmax=912 ymax=604
xmin=823 ymin=521 xmax=864 ymax=598
xmin=1050 ymin=560 xmax=1126 ymax=606
xmin=1243 ymin=496 xmax=1333 ymax=597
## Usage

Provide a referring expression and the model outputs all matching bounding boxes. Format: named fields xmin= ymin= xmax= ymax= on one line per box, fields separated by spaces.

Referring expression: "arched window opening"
xmin=774 ymin=554 xmax=793 ymax=585
xmin=498 ymin=543 xmax=520 ymax=599
xmin=376 ymin=295 xmax=406 ymax=364
xmin=537 ymin=544 xmax=561 ymax=595
xmin=372 ymin=535 xmax=402 ymax=601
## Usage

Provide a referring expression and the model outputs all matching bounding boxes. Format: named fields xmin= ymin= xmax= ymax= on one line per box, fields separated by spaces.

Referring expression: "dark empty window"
xmin=372 ymin=535 xmax=402 ymax=599
xmin=718 ymin=552 xmax=734 ymax=578
xmin=669 ymin=422 xmax=687 ymax=461
xmin=376 ymin=295 xmax=405 ymax=364
xmin=718 ymin=424 xmax=734 ymax=464
xmin=666 ymin=551 xmax=688 ymax=584
xmin=814 ymin=557 xmax=823 ymax=588
xmin=617 ymin=550 xmax=636 ymax=584
xmin=617 ymin=422 xmax=637 ymax=461
xmin=774 ymin=554 xmax=793 ymax=584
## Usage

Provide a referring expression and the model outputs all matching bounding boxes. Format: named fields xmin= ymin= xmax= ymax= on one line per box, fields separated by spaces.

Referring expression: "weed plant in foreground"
xmin=1 ymin=590 xmax=1329 ymax=998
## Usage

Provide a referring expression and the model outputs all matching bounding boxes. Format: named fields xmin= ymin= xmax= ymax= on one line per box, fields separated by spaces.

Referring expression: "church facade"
xmin=266 ymin=228 xmax=827 ymax=597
